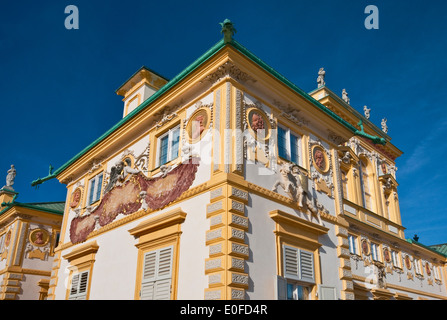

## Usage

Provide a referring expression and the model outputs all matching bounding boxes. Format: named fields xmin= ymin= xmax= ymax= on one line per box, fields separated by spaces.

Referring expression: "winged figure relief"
xmin=69 ymin=157 xmax=200 ymax=244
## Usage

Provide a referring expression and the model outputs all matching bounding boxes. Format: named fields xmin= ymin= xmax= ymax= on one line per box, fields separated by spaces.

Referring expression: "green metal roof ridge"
xmin=406 ymin=238 xmax=447 ymax=258
xmin=229 ymin=40 xmax=359 ymax=133
xmin=0 ymin=201 xmax=65 ymax=216
xmin=31 ymin=39 xmax=226 ymax=187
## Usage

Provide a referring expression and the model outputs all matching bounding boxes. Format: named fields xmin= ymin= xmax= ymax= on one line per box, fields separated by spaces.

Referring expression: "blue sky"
xmin=1 ymin=0 xmax=446 ymax=246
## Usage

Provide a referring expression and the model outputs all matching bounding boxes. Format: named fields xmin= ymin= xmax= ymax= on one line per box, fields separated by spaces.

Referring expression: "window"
xmin=158 ymin=126 xmax=180 ymax=166
xmin=359 ymin=160 xmax=372 ymax=210
xmin=140 ymin=246 xmax=173 ymax=300
xmin=283 ymin=245 xmax=315 ymax=283
xmin=391 ymin=250 xmax=401 ymax=268
xmin=370 ymin=242 xmax=380 ymax=262
xmin=341 ymin=169 xmax=349 ymax=200
xmin=277 ymin=125 xmax=301 ymax=165
xmin=434 ymin=265 xmax=441 ymax=281
xmin=348 ymin=234 xmax=359 ymax=255
xmin=88 ymin=172 xmax=103 ymax=205
xmin=68 ymin=271 xmax=89 ymax=300
xmin=281 ymin=245 xmax=315 ymax=300
xmin=287 ymin=283 xmax=310 ymax=300
xmin=414 ymin=258 xmax=422 ymax=275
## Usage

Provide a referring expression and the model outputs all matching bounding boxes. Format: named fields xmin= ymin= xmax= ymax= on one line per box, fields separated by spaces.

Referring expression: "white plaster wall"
xmin=176 ymin=192 xmax=209 ymax=299
xmin=317 ymin=224 xmax=343 ymax=296
xmin=87 ymin=223 xmax=139 ymax=300
xmin=17 ymin=274 xmax=49 ymax=300
xmin=244 ymin=193 xmax=279 ymax=300
xmin=123 ymin=85 xmax=156 ymax=117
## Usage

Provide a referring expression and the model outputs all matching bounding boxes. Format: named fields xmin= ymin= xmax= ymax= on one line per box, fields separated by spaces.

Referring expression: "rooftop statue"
xmin=381 ymin=118 xmax=388 ymax=133
xmin=317 ymin=68 xmax=325 ymax=88
xmin=342 ymin=89 xmax=350 ymax=104
xmin=4 ymin=165 xmax=16 ymax=190
xmin=363 ymin=105 xmax=371 ymax=119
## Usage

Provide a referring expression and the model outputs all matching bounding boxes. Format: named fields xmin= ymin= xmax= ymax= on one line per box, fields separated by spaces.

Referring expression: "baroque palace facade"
xmin=24 ymin=20 xmax=446 ymax=300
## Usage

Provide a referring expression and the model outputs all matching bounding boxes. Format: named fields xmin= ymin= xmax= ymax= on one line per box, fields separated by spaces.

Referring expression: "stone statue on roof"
xmin=317 ymin=68 xmax=325 ymax=88
xmin=381 ymin=118 xmax=388 ymax=133
xmin=342 ymin=89 xmax=350 ymax=104
xmin=5 ymin=165 xmax=16 ymax=190
xmin=363 ymin=105 xmax=371 ymax=119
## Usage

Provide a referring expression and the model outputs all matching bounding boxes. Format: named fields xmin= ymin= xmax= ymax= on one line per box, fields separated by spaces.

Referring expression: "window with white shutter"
xmin=68 ymin=270 xmax=89 ymax=300
xmin=140 ymin=246 xmax=173 ymax=300
xmin=283 ymin=245 xmax=315 ymax=283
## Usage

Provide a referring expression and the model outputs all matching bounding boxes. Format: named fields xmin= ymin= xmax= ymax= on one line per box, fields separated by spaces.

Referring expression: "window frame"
xmin=370 ymin=242 xmax=381 ymax=262
xmin=156 ymin=124 xmax=181 ymax=167
xmin=277 ymin=124 xmax=302 ymax=166
xmin=68 ymin=270 xmax=90 ymax=300
xmin=140 ymin=245 xmax=174 ymax=300
xmin=348 ymin=234 xmax=359 ymax=255
xmin=391 ymin=250 xmax=402 ymax=269
xmin=87 ymin=171 xmax=104 ymax=205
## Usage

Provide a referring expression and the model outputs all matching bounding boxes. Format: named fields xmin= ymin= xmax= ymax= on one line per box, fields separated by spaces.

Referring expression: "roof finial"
xmin=220 ymin=19 xmax=236 ymax=43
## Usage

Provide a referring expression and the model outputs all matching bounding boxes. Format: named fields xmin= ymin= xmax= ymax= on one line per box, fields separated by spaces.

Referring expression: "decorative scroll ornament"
xmin=273 ymin=99 xmax=309 ymax=128
xmin=201 ymin=61 xmax=256 ymax=85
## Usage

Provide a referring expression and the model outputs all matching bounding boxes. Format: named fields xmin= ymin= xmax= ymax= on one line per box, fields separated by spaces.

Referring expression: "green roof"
xmin=429 ymin=243 xmax=447 ymax=256
xmin=0 ymin=201 xmax=65 ymax=216
xmin=406 ymin=239 xmax=447 ymax=258
xmin=31 ymin=29 xmax=387 ymax=187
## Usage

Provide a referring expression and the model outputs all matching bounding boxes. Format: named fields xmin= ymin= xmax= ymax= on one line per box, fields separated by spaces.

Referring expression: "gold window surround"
xmin=270 ymin=209 xmax=329 ymax=300
xmin=128 ymin=207 xmax=186 ymax=300
xmin=62 ymin=240 xmax=99 ymax=300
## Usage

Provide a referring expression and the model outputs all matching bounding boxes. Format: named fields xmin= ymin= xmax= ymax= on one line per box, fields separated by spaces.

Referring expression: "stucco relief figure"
xmin=104 ymin=158 xmax=140 ymax=194
xmin=272 ymin=163 xmax=322 ymax=224
xmin=5 ymin=165 xmax=16 ymax=189
xmin=317 ymin=68 xmax=325 ymax=88
xmin=272 ymin=163 xmax=306 ymax=207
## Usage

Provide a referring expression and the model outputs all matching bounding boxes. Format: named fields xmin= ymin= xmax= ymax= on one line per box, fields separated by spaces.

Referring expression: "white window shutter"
xmin=299 ymin=249 xmax=315 ymax=283
xmin=69 ymin=271 xmax=89 ymax=300
xmin=275 ymin=275 xmax=288 ymax=300
xmin=141 ymin=246 xmax=173 ymax=300
xmin=283 ymin=245 xmax=299 ymax=280
xmin=155 ymin=246 xmax=173 ymax=300
xmin=318 ymin=285 xmax=337 ymax=300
